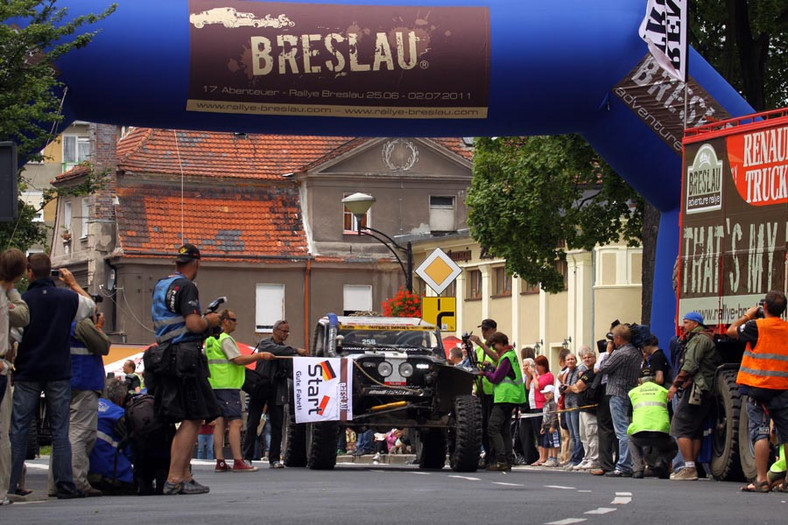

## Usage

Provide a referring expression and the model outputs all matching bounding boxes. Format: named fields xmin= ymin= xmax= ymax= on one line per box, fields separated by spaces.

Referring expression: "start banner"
xmin=293 ymin=357 xmax=353 ymax=423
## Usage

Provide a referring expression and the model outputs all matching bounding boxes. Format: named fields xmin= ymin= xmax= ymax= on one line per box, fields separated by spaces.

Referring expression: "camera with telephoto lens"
xmin=755 ymin=299 xmax=766 ymax=319
xmin=461 ymin=331 xmax=473 ymax=351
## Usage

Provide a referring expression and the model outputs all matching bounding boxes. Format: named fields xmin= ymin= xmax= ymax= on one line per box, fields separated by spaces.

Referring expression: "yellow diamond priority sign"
xmin=416 ymin=248 xmax=462 ymax=295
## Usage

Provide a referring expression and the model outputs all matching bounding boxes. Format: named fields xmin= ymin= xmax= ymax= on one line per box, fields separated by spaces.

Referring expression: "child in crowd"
xmin=197 ymin=421 xmax=214 ymax=460
xmin=540 ymin=385 xmax=560 ymax=467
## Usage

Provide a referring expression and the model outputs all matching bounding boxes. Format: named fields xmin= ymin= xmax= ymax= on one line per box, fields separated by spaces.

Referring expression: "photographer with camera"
xmin=7 ymin=256 xmax=95 ymax=500
xmin=467 ymin=319 xmax=500 ymax=468
xmin=667 ymin=312 xmax=719 ymax=481
xmin=150 ymin=244 xmax=222 ymax=495
xmin=728 ymin=291 xmax=788 ymax=492
xmin=596 ymin=324 xmax=642 ymax=477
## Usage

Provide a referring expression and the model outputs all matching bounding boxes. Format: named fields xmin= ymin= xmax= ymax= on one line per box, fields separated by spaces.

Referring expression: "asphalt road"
xmin=3 ymin=457 xmax=787 ymax=524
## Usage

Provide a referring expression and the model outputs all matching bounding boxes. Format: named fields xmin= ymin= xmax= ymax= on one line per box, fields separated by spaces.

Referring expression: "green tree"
xmin=467 ymin=135 xmax=643 ymax=294
xmin=0 ymin=0 xmax=115 ymax=251
xmin=690 ymin=0 xmax=787 ymax=110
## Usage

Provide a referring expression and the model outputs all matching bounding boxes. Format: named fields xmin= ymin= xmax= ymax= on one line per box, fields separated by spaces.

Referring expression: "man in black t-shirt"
xmin=642 ymin=336 xmax=671 ymax=386
xmin=151 ymin=244 xmax=222 ymax=496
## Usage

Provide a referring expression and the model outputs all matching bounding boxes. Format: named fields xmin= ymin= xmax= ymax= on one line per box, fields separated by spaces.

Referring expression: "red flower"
xmin=381 ymin=288 xmax=422 ymax=318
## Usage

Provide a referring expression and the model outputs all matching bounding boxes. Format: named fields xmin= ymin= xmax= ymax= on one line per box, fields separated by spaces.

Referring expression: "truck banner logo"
xmin=186 ymin=0 xmax=490 ymax=119
xmin=293 ymin=357 xmax=352 ymax=423
xmin=727 ymin=124 xmax=788 ymax=206
xmin=613 ymin=55 xmax=730 ymax=155
xmin=686 ymin=144 xmax=723 ymax=214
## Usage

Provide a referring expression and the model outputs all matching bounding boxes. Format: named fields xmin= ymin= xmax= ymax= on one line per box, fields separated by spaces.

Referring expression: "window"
xmin=466 ymin=269 xmax=482 ymax=300
xmin=343 ymin=193 xmax=369 ymax=233
xmin=493 ymin=267 xmax=512 ymax=296
xmin=429 ymin=195 xmax=455 ymax=233
xmin=343 ymin=285 xmax=372 ymax=315
xmin=21 ymin=191 xmax=44 ymax=222
xmin=556 ymin=259 xmax=568 ymax=290
xmin=521 ymin=278 xmax=540 ymax=295
xmin=255 ymin=283 xmax=285 ymax=332
xmin=439 ymin=280 xmax=456 ymax=298
xmin=62 ymin=135 xmax=90 ymax=171
xmin=80 ymin=199 xmax=89 ymax=239
xmin=64 ymin=201 xmax=72 ymax=232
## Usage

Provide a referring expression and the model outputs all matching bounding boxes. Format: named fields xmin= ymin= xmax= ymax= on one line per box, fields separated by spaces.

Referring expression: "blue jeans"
xmin=609 ymin=395 xmax=633 ymax=473
xmin=8 ymin=380 xmax=76 ymax=495
xmin=197 ymin=433 xmax=214 ymax=459
xmin=565 ymin=409 xmax=584 ymax=464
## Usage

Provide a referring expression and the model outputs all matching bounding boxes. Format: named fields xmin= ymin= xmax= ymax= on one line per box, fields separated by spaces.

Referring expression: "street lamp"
xmin=341 ymin=192 xmax=413 ymax=292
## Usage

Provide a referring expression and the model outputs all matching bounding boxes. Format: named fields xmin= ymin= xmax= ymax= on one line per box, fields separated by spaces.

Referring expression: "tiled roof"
xmin=116 ymin=128 xmax=355 ymax=179
xmin=116 ymin=181 xmax=308 ymax=261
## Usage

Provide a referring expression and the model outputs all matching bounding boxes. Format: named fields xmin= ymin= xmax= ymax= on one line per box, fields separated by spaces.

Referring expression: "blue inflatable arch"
xmin=49 ymin=0 xmax=753 ymax=341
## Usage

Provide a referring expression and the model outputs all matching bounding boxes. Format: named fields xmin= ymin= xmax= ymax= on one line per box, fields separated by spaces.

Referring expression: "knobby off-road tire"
xmin=283 ymin=411 xmax=307 ymax=467
xmin=449 ymin=394 xmax=482 ymax=472
xmin=418 ymin=429 xmax=447 ymax=470
xmin=710 ymin=369 xmax=745 ymax=481
xmin=307 ymin=422 xmax=339 ymax=470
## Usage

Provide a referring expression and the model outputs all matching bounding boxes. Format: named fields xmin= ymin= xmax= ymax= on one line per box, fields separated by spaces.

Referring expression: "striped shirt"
xmin=597 ymin=343 xmax=642 ymax=398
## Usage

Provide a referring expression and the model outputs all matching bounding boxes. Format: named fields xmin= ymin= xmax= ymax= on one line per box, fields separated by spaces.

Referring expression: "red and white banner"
xmin=293 ymin=357 xmax=353 ymax=423
xmin=639 ymin=0 xmax=687 ymax=83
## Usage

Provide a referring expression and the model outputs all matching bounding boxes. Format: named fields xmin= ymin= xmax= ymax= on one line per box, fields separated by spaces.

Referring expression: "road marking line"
xmin=545 ymin=519 xmax=587 ymax=525
xmin=611 ymin=497 xmax=632 ymax=504
xmin=576 ymin=490 xmax=592 ymax=493
xmin=585 ymin=508 xmax=617 ymax=515
xmin=26 ymin=464 xmax=48 ymax=470
xmin=492 ymin=482 xmax=524 ymax=487
xmin=409 ymin=471 xmax=431 ymax=475
xmin=615 ymin=491 xmax=632 ymax=496
xmin=449 ymin=475 xmax=480 ymax=481
xmin=545 ymin=485 xmax=576 ymax=490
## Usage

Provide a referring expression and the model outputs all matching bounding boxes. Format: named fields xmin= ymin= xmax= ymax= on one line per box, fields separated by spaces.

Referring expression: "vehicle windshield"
xmin=338 ymin=329 xmax=442 ymax=355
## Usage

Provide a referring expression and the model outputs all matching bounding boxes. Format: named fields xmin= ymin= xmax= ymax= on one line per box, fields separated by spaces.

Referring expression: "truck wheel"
xmin=283 ymin=411 xmax=307 ymax=467
xmin=307 ymin=422 xmax=339 ymax=470
xmin=418 ymin=429 xmax=446 ymax=470
xmin=709 ymin=369 xmax=745 ymax=481
xmin=448 ymin=395 xmax=481 ymax=472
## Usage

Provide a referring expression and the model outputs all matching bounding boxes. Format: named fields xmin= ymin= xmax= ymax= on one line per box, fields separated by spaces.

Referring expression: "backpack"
xmin=629 ymin=323 xmax=651 ymax=349
xmin=122 ymin=394 xmax=172 ymax=455
xmin=75 ymin=317 xmax=111 ymax=356
xmin=577 ymin=370 xmax=603 ymax=408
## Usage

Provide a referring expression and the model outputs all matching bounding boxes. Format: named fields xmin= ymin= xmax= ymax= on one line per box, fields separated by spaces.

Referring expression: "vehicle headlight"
xmin=377 ymin=361 xmax=393 ymax=377
xmin=399 ymin=362 xmax=414 ymax=378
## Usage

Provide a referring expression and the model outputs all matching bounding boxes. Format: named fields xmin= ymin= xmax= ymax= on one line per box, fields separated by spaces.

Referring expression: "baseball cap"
xmin=683 ymin=311 xmax=704 ymax=325
xmin=478 ymin=319 xmax=497 ymax=330
xmin=175 ymin=243 xmax=201 ymax=263
xmin=540 ymin=384 xmax=555 ymax=394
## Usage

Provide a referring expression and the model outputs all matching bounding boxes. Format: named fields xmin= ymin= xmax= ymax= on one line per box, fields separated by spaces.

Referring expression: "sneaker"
xmin=162 ymin=481 xmax=183 ymax=495
xmin=573 ymin=460 xmax=590 ymax=471
xmin=56 ymin=489 xmax=86 ymax=500
xmin=181 ymin=479 xmax=210 ymax=495
xmin=232 ymin=459 xmax=258 ymax=472
xmin=82 ymin=487 xmax=103 ymax=497
xmin=485 ymin=462 xmax=512 ymax=472
xmin=543 ymin=458 xmax=560 ymax=468
xmin=373 ymin=452 xmax=382 ymax=461
xmin=0 ymin=496 xmax=10 ymax=506
xmin=605 ymin=470 xmax=633 ymax=478
xmin=215 ymin=459 xmax=231 ymax=472
xmin=670 ymin=467 xmax=698 ymax=481
xmin=269 ymin=461 xmax=284 ymax=469
xmin=590 ymin=468 xmax=608 ymax=476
